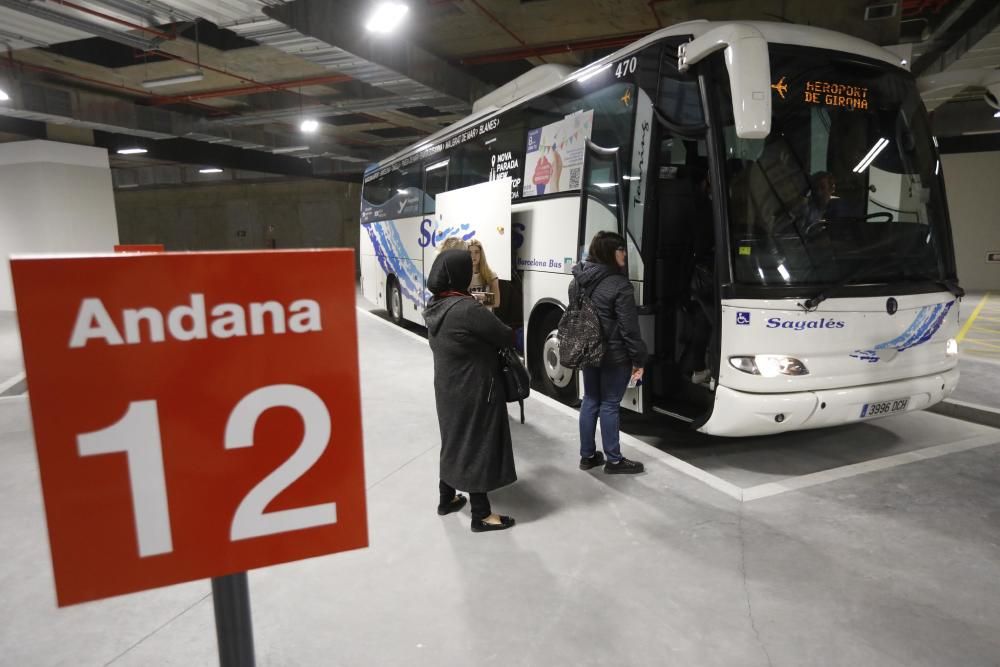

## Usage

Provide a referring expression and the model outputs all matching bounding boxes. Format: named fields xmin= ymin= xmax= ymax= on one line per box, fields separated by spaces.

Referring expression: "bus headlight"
xmin=946 ymin=338 xmax=958 ymax=356
xmin=729 ymin=355 xmax=809 ymax=377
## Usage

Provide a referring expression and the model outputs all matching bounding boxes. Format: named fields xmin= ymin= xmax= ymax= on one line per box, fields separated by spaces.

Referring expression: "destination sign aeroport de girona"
xmin=10 ymin=250 xmax=367 ymax=607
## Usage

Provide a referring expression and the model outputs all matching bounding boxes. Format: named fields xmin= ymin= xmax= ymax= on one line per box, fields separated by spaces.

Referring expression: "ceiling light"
xmin=0 ymin=88 xmax=9 ymax=102
xmin=365 ymin=2 xmax=409 ymax=33
xmin=994 ymin=110 xmax=1000 ymax=118
xmin=117 ymin=148 xmax=148 ymax=155
xmin=141 ymin=72 xmax=204 ymax=89
xmin=300 ymin=119 xmax=319 ymax=133
xmin=272 ymin=145 xmax=310 ymax=154
xmin=199 ymin=168 xmax=223 ymax=174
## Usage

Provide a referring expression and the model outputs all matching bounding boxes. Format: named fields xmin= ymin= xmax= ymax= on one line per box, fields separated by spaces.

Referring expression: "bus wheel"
xmin=387 ymin=279 xmax=404 ymax=325
xmin=533 ymin=310 xmax=579 ymax=405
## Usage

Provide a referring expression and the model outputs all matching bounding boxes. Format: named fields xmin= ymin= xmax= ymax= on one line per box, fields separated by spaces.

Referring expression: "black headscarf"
xmin=427 ymin=249 xmax=473 ymax=296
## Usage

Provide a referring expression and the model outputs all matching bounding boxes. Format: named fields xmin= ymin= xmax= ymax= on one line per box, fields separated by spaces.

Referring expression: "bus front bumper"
xmin=700 ymin=367 xmax=960 ymax=437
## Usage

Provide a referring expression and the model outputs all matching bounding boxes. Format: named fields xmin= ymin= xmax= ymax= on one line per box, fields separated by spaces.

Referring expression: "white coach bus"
xmin=359 ymin=20 xmax=964 ymax=436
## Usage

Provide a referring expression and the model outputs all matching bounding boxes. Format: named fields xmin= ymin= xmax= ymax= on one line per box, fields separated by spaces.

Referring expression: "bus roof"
xmin=367 ymin=20 xmax=904 ymax=175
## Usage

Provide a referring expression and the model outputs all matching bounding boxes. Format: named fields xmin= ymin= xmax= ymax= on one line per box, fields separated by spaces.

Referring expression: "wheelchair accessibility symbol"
xmin=736 ymin=311 xmax=751 ymax=325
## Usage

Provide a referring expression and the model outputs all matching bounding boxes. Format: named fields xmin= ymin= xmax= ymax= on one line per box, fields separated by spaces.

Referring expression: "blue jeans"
xmin=579 ymin=364 xmax=631 ymax=463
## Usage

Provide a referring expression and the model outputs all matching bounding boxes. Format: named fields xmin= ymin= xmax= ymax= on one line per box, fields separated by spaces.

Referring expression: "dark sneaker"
xmin=579 ymin=452 xmax=605 ymax=470
xmin=604 ymin=457 xmax=644 ymax=474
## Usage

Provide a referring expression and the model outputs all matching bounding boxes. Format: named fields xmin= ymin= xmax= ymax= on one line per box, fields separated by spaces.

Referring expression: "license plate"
xmin=860 ymin=398 xmax=909 ymax=419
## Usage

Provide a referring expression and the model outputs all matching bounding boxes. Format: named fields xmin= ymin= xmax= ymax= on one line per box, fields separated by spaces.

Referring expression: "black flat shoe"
xmin=471 ymin=515 xmax=515 ymax=532
xmin=437 ymin=494 xmax=467 ymax=516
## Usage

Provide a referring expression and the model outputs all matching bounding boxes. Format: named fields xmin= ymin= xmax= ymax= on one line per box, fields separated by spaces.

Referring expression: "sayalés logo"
xmin=767 ymin=317 xmax=845 ymax=330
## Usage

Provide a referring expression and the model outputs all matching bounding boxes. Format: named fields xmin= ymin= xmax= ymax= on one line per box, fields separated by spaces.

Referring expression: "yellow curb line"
xmin=957 ymin=292 xmax=990 ymax=343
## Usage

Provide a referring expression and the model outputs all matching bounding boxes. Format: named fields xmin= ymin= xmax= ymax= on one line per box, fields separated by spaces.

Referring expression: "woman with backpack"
xmin=569 ymin=231 xmax=648 ymax=474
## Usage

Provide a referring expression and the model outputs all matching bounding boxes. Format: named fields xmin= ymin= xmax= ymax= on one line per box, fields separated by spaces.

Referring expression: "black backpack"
xmin=557 ymin=273 xmax=612 ymax=369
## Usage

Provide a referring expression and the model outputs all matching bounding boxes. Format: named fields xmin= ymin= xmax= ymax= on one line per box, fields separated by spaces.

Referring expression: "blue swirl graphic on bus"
xmin=365 ymin=220 xmax=425 ymax=307
xmin=850 ymin=301 xmax=954 ymax=363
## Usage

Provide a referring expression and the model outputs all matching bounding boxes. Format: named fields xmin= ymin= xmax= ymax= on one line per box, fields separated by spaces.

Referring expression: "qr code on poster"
xmin=568 ymin=167 xmax=581 ymax=190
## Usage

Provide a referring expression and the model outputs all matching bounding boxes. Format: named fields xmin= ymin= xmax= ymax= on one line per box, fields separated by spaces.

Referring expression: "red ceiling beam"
xmin=460 ymin=31 xmax=652 ymax=66
xmin=150 ymin=73 xmax=353 ymax=105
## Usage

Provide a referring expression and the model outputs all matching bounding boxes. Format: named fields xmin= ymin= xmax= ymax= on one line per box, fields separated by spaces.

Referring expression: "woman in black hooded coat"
xmin=422 ymin=249 xmax=517 ymax=532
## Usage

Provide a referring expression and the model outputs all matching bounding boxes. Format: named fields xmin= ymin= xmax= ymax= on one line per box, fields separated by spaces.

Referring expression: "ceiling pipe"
xmin=460 ymin=31 xmax=652 ymax=66
xmin=49 ymin=0 xmax=176 ymax=41
xmin=150 ymin=73 xmax=352 ymax=105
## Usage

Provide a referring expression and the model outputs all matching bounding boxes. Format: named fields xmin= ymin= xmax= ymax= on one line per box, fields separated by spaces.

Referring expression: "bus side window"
xmin=423 ymin=160 xmax=449 ymax=215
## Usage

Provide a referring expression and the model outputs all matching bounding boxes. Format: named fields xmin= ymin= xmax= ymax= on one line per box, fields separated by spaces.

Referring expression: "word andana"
xmin=69 ymin=294 xmax=322 ymax=348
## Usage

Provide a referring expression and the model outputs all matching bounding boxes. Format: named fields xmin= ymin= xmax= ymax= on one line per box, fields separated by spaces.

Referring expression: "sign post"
xmin=212 ymin=572 xmax=255 ymax=667
xmin=10 ymin=250 xmax=368 ymax=662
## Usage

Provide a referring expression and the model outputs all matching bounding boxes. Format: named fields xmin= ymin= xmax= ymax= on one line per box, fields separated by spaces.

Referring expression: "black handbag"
xmin=498 ymin=346 xmax=530 ymax=423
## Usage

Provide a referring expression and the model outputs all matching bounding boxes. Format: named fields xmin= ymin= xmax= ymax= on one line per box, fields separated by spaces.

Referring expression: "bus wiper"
xmin=801 ymin=269 xmax=965 ymax=312
xmin=799 ymin=264 xmax=876 ymax=312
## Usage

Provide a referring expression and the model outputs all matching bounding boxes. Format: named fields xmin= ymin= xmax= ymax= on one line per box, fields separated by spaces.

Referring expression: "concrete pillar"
xmin=0 ymin=140 xmax=118 ymax=310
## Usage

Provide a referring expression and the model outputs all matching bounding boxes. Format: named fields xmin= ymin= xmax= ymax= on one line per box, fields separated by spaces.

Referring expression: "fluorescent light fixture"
xmin=199 ymin=168 xmax=223 ymax=174
xmin=0 ymin=88 xmax=9 ymax=102
xmin=141 ymin=71 xmax=204 ymax=89
xmin=852 ymin=138 xmax=889 ymax=173
xmin=994 ymin=110 xmax=1000 ymax=118
xmin=426 ymin=158 xmax=449 ymax=172
xmin=117 ymin=147 xmax=148 ymax=155
xmin=365 ymin=2 xmax=409 ymax=33
xmin=300 ymin=119 xmax=319 ymax=133
xmin=578 ymin=63 xmax=611 ymax=83
xmin=593 ymin=182 xmax=618 ymax=188
xmin=624 ymin=175 xmax=640 ymax=181
xmin=757 ymin=267 xmax=766 ymax=280
xmin=776 ymin=263 xmax=791 ymax=281
xmin=484 ymin=137 xmax=497 ymax=145
xmin=933 ymin=136 xmax=939 ymax=147
xmin=935 ymin=160 xmax=940 ymax=175
xmin=272 ymin=145 xmax=310 ymax=154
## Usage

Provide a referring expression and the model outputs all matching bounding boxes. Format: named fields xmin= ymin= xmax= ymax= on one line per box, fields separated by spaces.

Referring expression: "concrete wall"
xmin=114 ymin=180 xmax=362 ymax=268
xmin=0 ymin=140 xmax=119 ymax=310
xmin=942 ymin=152 xmax=1000 ymax=291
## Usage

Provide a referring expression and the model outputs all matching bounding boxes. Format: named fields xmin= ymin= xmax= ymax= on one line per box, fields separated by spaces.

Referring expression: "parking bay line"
xmin=359 ymin=306 xmax=1000 ymax=503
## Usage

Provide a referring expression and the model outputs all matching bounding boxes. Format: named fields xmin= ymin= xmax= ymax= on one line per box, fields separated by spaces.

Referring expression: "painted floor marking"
xmin=957 ymin=292 xmax=989 ymax=342
xmin=358 ymin=306 xmax=1000 ymax=503
xmin=741 ymin=431 xmax=999 ymax=501
xmin=0 ymin=371 xmax=25 ymax=394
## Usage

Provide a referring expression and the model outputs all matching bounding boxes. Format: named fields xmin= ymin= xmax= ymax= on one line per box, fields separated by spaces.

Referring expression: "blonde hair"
xmin=468 ymin=239 xmax=496 ymax=283
xmin=439 ymin=236 xmax=468 ymax=252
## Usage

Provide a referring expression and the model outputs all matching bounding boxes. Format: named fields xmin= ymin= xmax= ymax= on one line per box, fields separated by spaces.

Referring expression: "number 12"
xmin=77 ymin=384 xmax=336 ymax=558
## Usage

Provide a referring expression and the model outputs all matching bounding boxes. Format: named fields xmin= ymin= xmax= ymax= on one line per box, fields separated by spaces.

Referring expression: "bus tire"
xmin=532 ymin=309 xmax=579 ymax=406
xmin=387 ymin=279 xmax=404 ymax=325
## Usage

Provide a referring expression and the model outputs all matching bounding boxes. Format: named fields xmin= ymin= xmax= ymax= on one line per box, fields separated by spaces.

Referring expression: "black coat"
xmin=569 ymin=261 xmax=648 ymax=368
xmin=424 ymin=284 xmax=516 ymax=493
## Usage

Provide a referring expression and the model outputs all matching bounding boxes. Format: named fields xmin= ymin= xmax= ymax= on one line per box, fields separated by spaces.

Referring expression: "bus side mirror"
xmin=678 ymin=23 xmax=772 ymax=140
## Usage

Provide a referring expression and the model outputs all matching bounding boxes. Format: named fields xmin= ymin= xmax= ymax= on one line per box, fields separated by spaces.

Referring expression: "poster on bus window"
xmin=522 ymin=109 xmax=594 ymax=198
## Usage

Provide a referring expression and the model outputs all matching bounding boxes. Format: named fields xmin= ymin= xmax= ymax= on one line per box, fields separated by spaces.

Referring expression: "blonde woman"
xmin=439 ymin=236 xmax=468 ymax=252
xmin=468 ymin=239 xmax=500 ymax=311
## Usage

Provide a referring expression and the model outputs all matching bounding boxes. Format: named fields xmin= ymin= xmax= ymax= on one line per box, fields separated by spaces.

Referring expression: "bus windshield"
xmin=719 ymin=46 xmax=953 ymax=288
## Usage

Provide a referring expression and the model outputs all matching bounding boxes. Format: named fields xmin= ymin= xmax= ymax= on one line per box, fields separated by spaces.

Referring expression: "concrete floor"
xmin=1 ymin=298 xmax=1000 ymax=666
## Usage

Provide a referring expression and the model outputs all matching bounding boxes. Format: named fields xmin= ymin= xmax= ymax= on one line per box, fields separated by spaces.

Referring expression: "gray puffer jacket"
xmin=568 ymin=261 xmax=648 ymax=368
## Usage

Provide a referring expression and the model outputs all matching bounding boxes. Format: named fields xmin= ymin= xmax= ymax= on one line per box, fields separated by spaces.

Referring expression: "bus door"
xmin=434 ymin=176 xmax=513 ymax=287
xmin=578 ymin=140 xmax=649 ymax=412
xmin=643 ymin=108 xmax=715 ymax=422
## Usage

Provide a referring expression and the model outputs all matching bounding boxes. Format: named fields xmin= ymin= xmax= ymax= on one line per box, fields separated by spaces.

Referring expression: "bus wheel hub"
xmin=542 ymin=331 xmax=573 ymax=388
